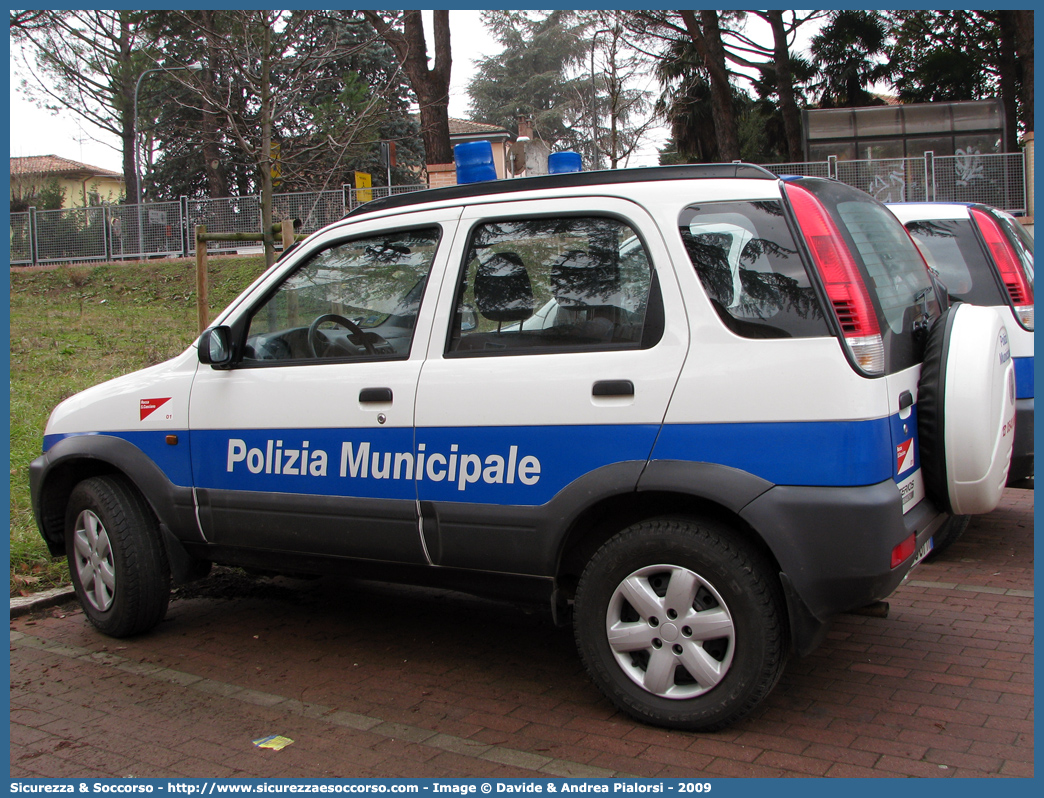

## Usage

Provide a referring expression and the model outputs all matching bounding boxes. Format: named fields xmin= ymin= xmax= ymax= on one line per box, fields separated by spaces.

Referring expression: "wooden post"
xmin=280 ymin=219 xmax=295 ymax=252
xmin=195 ymin=224 xmax=209 ymax=334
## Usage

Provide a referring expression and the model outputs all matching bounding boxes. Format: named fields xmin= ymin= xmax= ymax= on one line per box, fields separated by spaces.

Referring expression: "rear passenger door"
xmin=413 ymin=198 xmax=689 ymax=574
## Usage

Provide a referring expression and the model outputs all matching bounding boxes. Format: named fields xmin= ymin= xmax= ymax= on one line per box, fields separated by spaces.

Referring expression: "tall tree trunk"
xmin=1014 ymin=10 xmax=1034 ymax=134
xmin=997 ymin=11 xmax=1020 ymax=152
xmin=364 ymin=10 xmax=453 ymax=167
xmin=118 ymin=13 xmax=138 ymax=205
xmin=768 ymin=11 xmax=803 ymax=162
xmin=199 ymin=10 xmax=229 ymax=198
xmin=121 ymin=109 xmax=137 ymax=205
xmin=679 ymin=10 xmax=739 ymax=161
xmin=259 ymin=21 xmax=275 ymax=268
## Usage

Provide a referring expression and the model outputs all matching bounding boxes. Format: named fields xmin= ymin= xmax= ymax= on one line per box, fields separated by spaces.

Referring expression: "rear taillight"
xmin=970 ymin=207 xmax=1034 ymax=330
xmin=891 ymin=533 xmax=916 ymax=569
xmin=785 ymin=183 xmax=884 ymax=373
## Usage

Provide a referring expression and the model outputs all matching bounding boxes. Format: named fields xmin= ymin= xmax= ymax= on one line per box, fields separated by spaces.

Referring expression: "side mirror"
xmin=198 ymin=326 xmax=233 ymax=367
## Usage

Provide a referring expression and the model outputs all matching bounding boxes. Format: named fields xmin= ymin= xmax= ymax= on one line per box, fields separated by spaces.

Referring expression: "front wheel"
xmin=65 ymin=475 xmax=171 ymax=637
xmin=573 ymin=517 xmax=787 ymax=731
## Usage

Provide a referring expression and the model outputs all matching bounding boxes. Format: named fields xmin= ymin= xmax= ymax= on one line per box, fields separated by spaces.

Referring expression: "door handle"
xmin=592 ymin=380 xmax=634 ymax=397
xmin=359 ymin=387 xmax=393 ymax=403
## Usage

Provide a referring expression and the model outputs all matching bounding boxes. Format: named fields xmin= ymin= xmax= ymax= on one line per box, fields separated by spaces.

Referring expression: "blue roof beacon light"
xmin=548 ymin=151 xmax=582 ymax=174
xmin=454 ymin=140 xmax=498 ymax=184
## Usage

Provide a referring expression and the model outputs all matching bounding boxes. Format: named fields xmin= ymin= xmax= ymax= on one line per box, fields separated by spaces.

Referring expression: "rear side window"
xmin=904 ymin=218 xmax=1007 ymax=306
xmin=680 ymin=201 xmax=829 ymax=338
xmin=447 ymin=216 xmax=661 ymax=355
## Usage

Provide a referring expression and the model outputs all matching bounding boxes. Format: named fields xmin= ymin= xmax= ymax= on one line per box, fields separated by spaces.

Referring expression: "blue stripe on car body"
xmin=46 ymin=413 xmax=915 ymax=506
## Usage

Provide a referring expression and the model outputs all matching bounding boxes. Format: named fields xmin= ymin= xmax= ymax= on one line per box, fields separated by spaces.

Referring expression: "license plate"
xmin=897 ymin=468 xmax=924 ymax=514
xmin=912 ymin=536 xmax=934 ymax=567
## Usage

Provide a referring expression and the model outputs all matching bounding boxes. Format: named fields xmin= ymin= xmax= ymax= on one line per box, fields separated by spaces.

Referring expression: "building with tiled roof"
xmin=448 ymin=118 xmax=512 ymax=141
xmin=10 ymin=155 xmax=125 ymax=209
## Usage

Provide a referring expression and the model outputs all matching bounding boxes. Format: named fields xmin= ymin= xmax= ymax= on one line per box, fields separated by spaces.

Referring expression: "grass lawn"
xmin=9 ymin=254 xmax=267 ymax=596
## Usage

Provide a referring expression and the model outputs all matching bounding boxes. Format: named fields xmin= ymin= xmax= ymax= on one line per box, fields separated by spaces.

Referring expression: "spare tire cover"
xmin=918 ymin=303 xmax=1016 ymax=515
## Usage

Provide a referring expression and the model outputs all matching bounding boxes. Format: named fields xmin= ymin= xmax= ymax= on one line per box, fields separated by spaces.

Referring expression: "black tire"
xmin=64 ymin=475 xmax=171 ymax=637
xmin=925 ymin=515 xmax=971 ymax=560
xmin=573 ymin=517 xmax=787 ymax=731
xmin=917 ymin=306 xmax=957 ymax=514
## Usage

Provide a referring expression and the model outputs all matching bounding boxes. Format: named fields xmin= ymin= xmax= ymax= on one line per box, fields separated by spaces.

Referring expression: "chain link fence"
xmin=186 ymin=196 xmax=262 ymax=254
xmin=933 ymin=152 xmax=1026 ymax=211
xmin=9 ymin=151 xmax=1028 ymax=267
xmin=836 ymin=156 xmax=929 ymax=204
xmin=273 ymin=189 xmax=347 ymax=235
xmin=33 ymin=206 xmax=109 ymax=265
xmin=10 ymin=211 xmax=32 ymax=265
xmin=345 ymin=183 xmax=427 ymax=212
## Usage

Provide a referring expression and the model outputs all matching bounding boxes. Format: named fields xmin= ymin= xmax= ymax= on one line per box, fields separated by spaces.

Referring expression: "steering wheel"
xmin=307 ymin=313 xmax=376 ymax=357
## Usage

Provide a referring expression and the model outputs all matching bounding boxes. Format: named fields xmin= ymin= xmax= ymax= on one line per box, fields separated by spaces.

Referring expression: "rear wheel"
xmin=573 ymin=517 xmax=786 ymax=731
xmin=65 ymin=476 xmax=170 ymax=637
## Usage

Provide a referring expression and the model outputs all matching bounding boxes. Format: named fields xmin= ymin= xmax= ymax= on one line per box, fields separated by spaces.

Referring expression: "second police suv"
xmin=30 ymin=163 xmax=1015 ymax=731
xmin=888 ymin=200 xmax=1033 ymax=554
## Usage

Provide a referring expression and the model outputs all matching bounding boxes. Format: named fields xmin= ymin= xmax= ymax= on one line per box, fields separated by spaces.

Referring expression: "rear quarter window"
xmin=680 ymin=200 xmax=829 ymax=338
xmin=835 ymin=200 xmax=933 ymax=335
xmin=795 ymin=179 xmax=941 ymax=374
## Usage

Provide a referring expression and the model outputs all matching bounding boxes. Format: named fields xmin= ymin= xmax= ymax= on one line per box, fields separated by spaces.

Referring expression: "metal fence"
xmin=762 ymin=151 xmax=1026 ymax=211
xmin=10 ymin=151 xmax=1028 ymax=267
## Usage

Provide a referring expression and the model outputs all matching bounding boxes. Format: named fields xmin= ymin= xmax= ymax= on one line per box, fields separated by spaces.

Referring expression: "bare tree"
xmin=11 ymin=10 xmax=159 ymax=205
xmin=627 ymin=11 xmax=739 ymax=161
xmin=167 ymin=10 xmax=393 ymax=266
xmin=362 ymin=10 xmax=453 ymax=168
xmin=579 ymin=13 xmax=657 ymax=169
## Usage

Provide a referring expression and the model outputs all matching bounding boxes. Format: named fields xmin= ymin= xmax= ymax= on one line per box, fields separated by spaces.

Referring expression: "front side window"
xmin=448 ymin=216 xmax=660 ymax=355
xmin=242 ymin=227 xmax=440 ymax=364
xmin=681 ymin=200 xmax=829 ymax=338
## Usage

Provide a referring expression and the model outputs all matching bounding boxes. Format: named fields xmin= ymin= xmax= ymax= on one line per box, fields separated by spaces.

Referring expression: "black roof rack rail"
xmin=346 ymin=162 xmax=777 ymax=218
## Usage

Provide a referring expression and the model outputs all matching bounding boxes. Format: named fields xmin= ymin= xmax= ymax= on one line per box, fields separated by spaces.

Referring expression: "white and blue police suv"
xmin=31 ymin=164 xmax=1015 ymax=730
xmin=888 ymin=201 xmax=1032 ymax=556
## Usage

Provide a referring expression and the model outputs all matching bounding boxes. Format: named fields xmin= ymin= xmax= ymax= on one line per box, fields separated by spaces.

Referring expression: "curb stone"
xmin=9 ymin=586 xmax=76 ymax=617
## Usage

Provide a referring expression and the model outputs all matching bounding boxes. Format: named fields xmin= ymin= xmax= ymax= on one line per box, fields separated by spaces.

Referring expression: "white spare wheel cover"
xmin=917 ymin=303 xmax=1016 ymax=516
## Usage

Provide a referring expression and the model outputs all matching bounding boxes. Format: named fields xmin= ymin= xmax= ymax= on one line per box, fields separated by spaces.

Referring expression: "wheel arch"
xmin=31 ymin=435 xmax=202 ymax=557
xmin=553 ymin=461 xmax=779 ymax=602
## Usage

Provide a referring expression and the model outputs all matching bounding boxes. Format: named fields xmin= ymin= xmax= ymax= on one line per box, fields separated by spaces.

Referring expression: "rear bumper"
xmin=740 ymin=478 xmax=945 ymax=655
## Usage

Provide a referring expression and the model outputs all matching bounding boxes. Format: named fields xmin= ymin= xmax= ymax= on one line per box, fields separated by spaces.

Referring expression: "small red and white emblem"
xmin=140 ymin=397 xmax=171 ymax=421
xmin=896 ymin=439 xmax=915 ymax=475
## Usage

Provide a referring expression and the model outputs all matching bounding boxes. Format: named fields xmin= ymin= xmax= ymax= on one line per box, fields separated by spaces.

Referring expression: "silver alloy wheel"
xmin=605 ymin=564 xmax=735 ymax=699
xmin=73 ymin=509 xmax=116 ymax=612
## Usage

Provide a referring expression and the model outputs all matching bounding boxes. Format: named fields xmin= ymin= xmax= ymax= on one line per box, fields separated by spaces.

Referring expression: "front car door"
xmin=188 ymin=208 xmax=460 ymax=564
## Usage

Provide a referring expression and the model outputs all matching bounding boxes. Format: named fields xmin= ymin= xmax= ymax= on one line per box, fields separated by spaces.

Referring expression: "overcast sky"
xmin=8 ymin=10 xmax=676 ymax=174
xmin=8 ymin=10 xmax=824 ymax=174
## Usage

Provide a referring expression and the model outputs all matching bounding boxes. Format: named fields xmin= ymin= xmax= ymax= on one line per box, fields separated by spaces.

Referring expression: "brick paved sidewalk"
xmin=10 ymin=488 xmax=1033 ymax=779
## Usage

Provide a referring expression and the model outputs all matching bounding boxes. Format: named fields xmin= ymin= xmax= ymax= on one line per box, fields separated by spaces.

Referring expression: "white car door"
xmin=413 ymin=197 xmax=689 ymax=575
xmin=188 ymin=208 xmax=460 ymax=563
